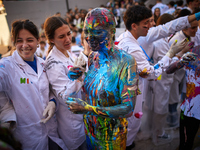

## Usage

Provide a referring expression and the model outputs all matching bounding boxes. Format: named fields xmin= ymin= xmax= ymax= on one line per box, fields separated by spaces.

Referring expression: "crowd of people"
xmin=0 ymin=0 xmax=200 ymax=150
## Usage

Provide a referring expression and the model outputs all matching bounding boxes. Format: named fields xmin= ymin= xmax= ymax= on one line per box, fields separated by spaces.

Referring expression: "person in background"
xmin=71 ymin=37 xmax=83 ymax=56
xmin=152 ymin=0 xmax=169 ymax=15
xmin=165 ymin=1 xmax=176 ymax=15
xmin=144 ymin=14 xmax=194 ymax=146
xmin=44 ymin=16 xmax=87 ymax=150
xmin=0 ymin=19 xmax=67 ymax=150
xmin=185 ymin=0 xmax=199 ymax=13
xmin=36 ymin=40 xmax=46 ymax=59
xmin=76 ymin=28 xmax=82 ymax=47
xmin=167 ymin=9 xmax=198 ymax=128
xmin=154 ymin=7 xmax=161 ymax=25
xmin=66 ymin=7 xmax=138 ymax=149
xmin=114 ymin=4 xmax=121 ymax=28
xmin=136 ymin=8 xmax=200 ymax=143
xmin=166 ymin=48 xmax=199 ymax=150
xmin=77 ymin=10 xmax=87 ymax=29
xmin=55 ymin=12 xmax=61 ymax=17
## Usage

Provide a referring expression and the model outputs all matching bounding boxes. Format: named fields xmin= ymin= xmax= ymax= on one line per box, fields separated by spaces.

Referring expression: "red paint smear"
xmin=114 ymin=41 xmax=119 ymax=45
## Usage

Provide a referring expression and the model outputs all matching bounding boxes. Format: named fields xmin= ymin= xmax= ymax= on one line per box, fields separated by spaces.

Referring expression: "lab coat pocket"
xmin=14 ymin=122 xmax=43 ymax=149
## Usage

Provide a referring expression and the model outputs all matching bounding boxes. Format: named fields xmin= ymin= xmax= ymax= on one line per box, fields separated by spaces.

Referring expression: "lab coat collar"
xmin=118 ymin=30 xmax=140 ymax=45
xmin=51 ymin=46 xmax=75 ymax=63
xmin=179 ymin=30 xmax=190 ymax=41
xmin=12 ymin=50 xmax=45 ymax=78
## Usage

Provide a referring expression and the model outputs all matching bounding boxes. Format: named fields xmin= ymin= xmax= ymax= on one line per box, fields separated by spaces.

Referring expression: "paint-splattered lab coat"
xmin=180 ymin=45 xmax=200 ymax=120
xmin=0 ymin=50 xmax=67 ymax=150
xmin=45 ymin=46 xmax=85 ymax=150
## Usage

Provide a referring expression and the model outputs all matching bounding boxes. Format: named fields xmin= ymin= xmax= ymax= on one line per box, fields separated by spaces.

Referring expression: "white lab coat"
xmin=0 ymin=92 xmax=16 ymax=123
xmin=117 ymin=31 xmax=170 ymax=146
xmin=137 ymin=16 xmax=190 ymax=57
xmin=0 ymin=50 xmax=67 ymax=150
xmin=168 ymin=30 xmax=194 ymax=104
xmin=150 ymin=38 xmax=174 ymax=114
xmin=45 ymin=46 xmax=85 ymax=150
xmin=137 ymin=16 xmax=190 ymax=104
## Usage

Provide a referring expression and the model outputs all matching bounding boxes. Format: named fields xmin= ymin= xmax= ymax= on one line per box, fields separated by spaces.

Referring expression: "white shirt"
xmin=151 ymin=2 xmax=169 ymax=15
xmin=164 ymin=7 xmax=176 ymax=15
xmin=45 ymin=46 xmax=85 ymax=150
xmin=0 ymin=50 xmax=67 ymax=150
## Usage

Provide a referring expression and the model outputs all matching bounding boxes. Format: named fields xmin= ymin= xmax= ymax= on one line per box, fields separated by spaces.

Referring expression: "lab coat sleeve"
xmin=129 ymin=48 xmax=171 ymax=79
xmin=146 ymin=16 xmax=190 ymax=43
xmin=46 ymin=62 xmax=83 ymax=102
xmin=0 ymin=92 xmax=16 ymax=123
xmin=49 ymin=87 xmax=59 ymax=112
xmin=0 ymin=59 xmax=12 ymax=92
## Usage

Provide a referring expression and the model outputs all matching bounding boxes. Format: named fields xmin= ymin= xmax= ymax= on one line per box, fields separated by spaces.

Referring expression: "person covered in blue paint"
xmin=66 ymin=7 xmax=139 ymax=149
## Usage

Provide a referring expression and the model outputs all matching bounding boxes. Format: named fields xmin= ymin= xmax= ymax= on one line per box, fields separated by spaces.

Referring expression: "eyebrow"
xmin=17 ymin=37 xmax=35 ymax=39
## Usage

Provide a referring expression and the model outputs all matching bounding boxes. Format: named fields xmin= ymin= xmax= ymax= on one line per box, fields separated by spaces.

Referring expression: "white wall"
xmin=3 ymin=0 xmax=108 ymax=30
xmin=4 ymin=0 xmax=67 ymax=30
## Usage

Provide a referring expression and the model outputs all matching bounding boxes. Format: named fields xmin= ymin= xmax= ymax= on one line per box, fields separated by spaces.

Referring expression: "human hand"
xmin=166 ymin=39 xmax=188 ymax=58
xmin=178 ymin=52 xmax=197 ymax=68
xmin=176 ymin=41 xmax=194 ymax=58
xmin=68 ymin=67 xmax=84 ymax=81
xmin=40 ymin=101 xmax=56 ymax=124
xmin=1 ymin=121 xmax=16 ymax=130
xmin=139 ymin=68 xmax=149 ymax=78
xmin=65 ymin=97 xmax=90 ymax=114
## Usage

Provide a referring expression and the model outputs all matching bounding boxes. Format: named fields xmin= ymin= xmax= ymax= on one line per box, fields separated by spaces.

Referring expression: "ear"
xmin=131 ymin=23 xmax=138 ymax=31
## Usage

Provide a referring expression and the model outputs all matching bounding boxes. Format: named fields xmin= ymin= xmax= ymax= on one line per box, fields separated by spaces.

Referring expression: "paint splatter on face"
xmin=84 ymin=8 xmax=116 ymax=51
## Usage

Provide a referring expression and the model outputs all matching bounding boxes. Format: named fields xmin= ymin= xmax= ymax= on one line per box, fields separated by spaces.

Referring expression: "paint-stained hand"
xmin=139 ymin=68 xmax=149 ymax=78
xmin=41 ymin=101 xmax=56 ymax=124
xmin=65 ymin=97 xmax=90 ymax=114
xmin=180 ymin=52 xmax=197 ymax=64
xmin=68 ymin=67 xmax=84 ymax=81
